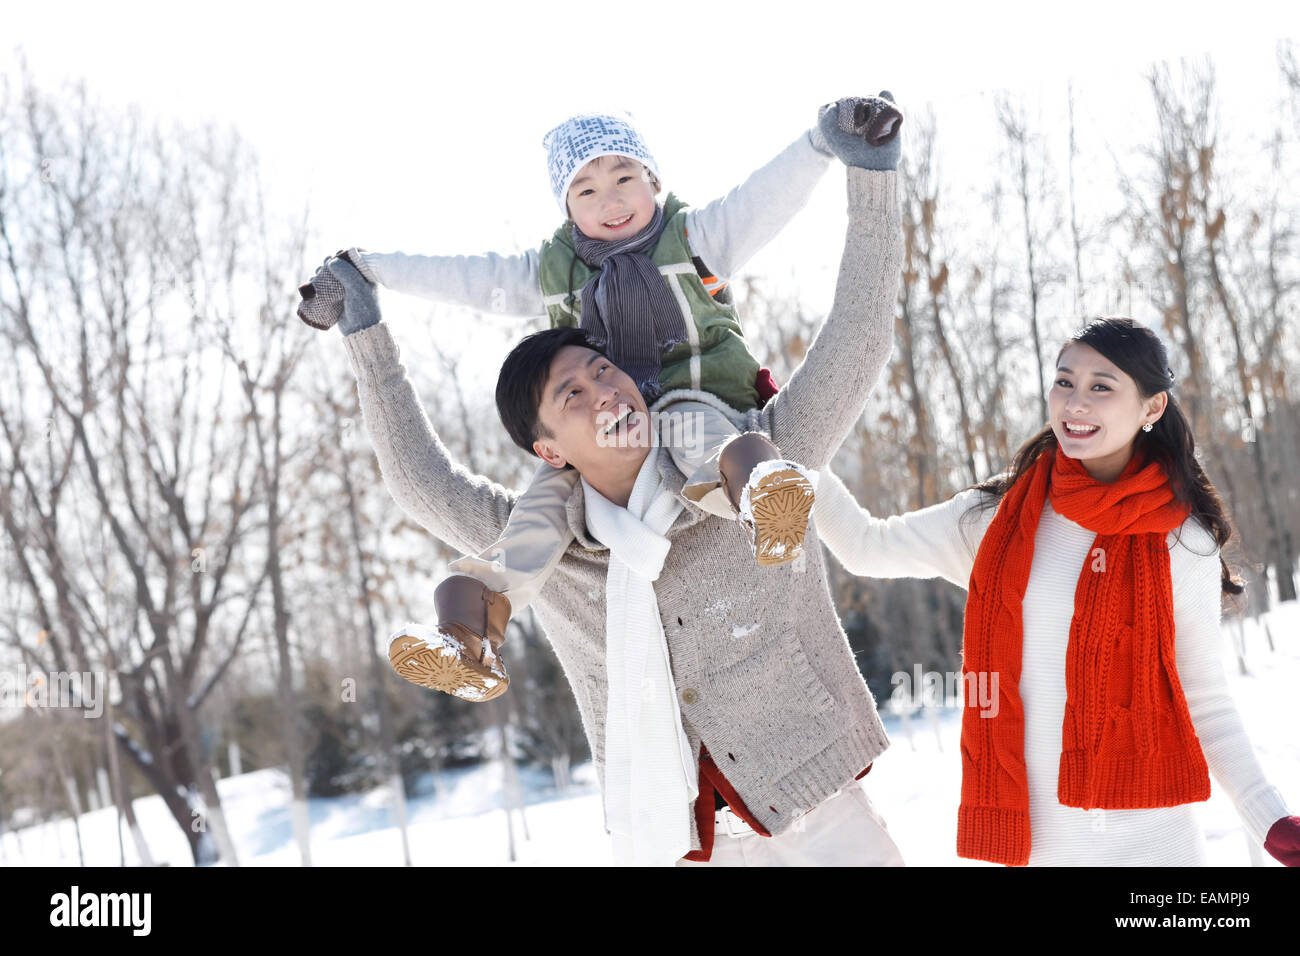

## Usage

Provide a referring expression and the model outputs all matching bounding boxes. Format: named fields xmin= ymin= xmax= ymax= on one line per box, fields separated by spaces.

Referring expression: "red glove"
xmin=755 ymin=367 xmax=780 ymax=408
xmin=1264 ymin=815 xmax=1300 ymax=866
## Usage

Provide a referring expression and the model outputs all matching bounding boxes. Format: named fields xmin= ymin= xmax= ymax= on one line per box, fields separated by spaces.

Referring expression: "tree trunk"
xmin=335 ymin=395 xmax=413 ymax=865
xmin=49 ymin=731 xmax=85 ymax=866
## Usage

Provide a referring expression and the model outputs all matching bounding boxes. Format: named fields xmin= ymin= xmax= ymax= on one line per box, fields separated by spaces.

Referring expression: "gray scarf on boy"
xmin=571 ymin=204 xmax=687 ymax=402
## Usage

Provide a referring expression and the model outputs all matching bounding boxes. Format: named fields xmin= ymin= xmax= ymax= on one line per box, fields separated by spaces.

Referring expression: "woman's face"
xmin=1048 ymin=342 xmax=1168 ymax=483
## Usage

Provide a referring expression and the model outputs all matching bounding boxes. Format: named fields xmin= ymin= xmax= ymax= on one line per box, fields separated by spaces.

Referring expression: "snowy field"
xmin=5 ymin=602 xmax=1297 ymax=867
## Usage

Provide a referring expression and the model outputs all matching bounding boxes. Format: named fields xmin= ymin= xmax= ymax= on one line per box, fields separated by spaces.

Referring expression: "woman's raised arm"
xmin=812 ymin=469 xmax=995 ymax=589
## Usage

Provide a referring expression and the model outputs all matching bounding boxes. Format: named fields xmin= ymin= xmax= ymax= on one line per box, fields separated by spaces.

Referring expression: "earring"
xmin=1142 ymin=422 xmax=1153 ymax=432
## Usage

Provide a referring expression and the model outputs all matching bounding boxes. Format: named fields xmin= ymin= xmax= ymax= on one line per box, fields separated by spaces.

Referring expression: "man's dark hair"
xmin=496 ymin=326 xmax=607 ymax=456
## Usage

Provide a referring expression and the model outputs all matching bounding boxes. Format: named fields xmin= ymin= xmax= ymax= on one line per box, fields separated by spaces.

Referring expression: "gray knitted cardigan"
xmin=341 ymin=167 xmax=903 ymax=855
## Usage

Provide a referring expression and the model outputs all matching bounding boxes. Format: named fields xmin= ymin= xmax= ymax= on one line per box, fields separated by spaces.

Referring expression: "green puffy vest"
xmin=537 ymin=193 xmax=760 ymax=414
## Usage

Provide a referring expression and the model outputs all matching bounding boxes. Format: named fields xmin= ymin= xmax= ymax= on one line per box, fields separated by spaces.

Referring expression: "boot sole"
xmin=743 ymin=468 xmax=815 ymax=566
xmin=387 ymin=625 xmax=509 ymax=702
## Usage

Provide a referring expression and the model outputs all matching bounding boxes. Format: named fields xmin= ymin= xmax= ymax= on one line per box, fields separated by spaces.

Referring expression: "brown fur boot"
xmin=717 ymin=433 xmax=816 ymax=566
xmin=386 ymin=575 xmax=511 ymax=701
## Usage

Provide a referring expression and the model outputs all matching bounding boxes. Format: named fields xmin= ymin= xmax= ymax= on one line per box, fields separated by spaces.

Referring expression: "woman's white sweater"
xmin=813 ymin=470 xmax=1292 ymax=865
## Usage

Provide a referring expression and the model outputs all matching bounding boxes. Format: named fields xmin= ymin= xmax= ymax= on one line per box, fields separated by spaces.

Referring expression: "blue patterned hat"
xmin=543 ymin=111 xmax=661 ymax=219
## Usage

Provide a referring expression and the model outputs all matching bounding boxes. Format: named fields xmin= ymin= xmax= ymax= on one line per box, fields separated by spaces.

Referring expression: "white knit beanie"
xmin=542 ymin=110 xmax=662 ymax=219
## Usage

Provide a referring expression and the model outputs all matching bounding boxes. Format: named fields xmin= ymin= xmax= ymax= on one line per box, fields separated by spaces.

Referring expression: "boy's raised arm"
xmin=356 ymin=247 xmax=546 ymax=319
xmin=681 ymin=124 xmax=833 ymax=283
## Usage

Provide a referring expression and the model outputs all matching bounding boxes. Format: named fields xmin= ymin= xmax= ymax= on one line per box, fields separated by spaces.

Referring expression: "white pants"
xmin=674 ymin=783 xmax=906 ymax=867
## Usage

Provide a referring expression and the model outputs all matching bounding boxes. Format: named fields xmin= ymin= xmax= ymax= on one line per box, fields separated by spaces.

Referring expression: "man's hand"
xmin=332 ymin=247 xmax=379 ymax=283
xmin=327 ymin=256 xmax=382 ymax=335
xmin=813 ymin=92 xmax=903 ymax=171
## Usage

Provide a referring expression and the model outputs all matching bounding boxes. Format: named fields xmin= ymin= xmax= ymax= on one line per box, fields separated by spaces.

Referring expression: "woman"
xmin=814 ymin=316 xmax=1299 ymax=866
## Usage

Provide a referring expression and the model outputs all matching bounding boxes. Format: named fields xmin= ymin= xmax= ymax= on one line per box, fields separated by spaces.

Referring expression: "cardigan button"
xmin=681 ymin=688 xmax=698 ymax=705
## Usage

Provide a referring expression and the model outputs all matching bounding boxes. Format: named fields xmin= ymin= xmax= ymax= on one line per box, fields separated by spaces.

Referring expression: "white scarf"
xmin=581 ymin=445 xmax=699 ymax=866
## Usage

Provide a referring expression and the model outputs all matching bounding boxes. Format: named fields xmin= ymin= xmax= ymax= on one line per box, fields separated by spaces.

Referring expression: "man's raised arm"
xmin=763 ymin=95 xmax=904 ymax=468
xmin=325 ymin=258 xmax=518 ymax=558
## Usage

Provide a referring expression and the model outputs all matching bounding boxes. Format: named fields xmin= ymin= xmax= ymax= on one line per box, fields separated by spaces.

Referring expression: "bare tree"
xmin=218 ymin=201 xmax=318 ymax=863
xmin=322 ymin=384 xmax=413 ymax=864
xmin=1124 ymin=63 xmax=1215 ymax=439
xmin=0 ymin=65 xmax=284 ymax=865
xmin=1184 ymin=63 xmax=1297 ymax=602
xmin=905 ymin=115 xmax=979 ymax=486
xmin=965 ymin=177 xmax=1016 ymax=473
xmin=997 ymin=92 xmax=1065 ymax=427
xmin=1280 ymin=40 xmax=1300 ymax=130
xmin=1066 ymin=80 xmax=1088 ymax=318
xmin=896 ymin=113 xmax=941 ymax=508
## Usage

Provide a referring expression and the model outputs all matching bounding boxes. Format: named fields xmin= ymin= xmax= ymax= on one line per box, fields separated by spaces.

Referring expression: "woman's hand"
xmin=813 ymin=92 xmax=903 ymax=171
xmin=1264 ymin=814 xmax=1300 ymax=866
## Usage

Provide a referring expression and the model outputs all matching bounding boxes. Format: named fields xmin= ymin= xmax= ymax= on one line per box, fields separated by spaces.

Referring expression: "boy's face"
xmin=566 ymin=155 xmax=660 ymax=240
xmin=533 ymin=345 xmax=652 ymax=479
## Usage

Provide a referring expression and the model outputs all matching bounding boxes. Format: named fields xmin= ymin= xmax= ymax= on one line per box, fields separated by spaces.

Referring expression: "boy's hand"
xmin=296 ymin=248 xmax=378 ymax=330
xmin=326 ymin=256 xmax=382 ymax=335
xmin=813 ymin=92 xmax=903 ymax=171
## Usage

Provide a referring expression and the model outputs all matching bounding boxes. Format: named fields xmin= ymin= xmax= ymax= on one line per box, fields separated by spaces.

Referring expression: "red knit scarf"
xmin=957 ymin=445 xmax=1211 ymax=866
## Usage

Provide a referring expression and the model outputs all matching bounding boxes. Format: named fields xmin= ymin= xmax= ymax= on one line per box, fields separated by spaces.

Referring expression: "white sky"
xmin=6 ymin=0 xmax=1295 ymax=242
xmin=4 ymin=0 xmax=1297 ymax=376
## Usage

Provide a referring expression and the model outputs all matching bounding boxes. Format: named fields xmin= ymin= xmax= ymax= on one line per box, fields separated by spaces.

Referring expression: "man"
xmin=322 ymin=97 xmax=905 ymax=866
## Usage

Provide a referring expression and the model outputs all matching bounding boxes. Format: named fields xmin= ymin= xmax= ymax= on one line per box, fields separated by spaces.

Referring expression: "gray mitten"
xmin=814 ymin=92 xmax=903 ymax=171
xmin=298 ymin=256 xmax=345 ymax=330
xmin=327 ymin=257 xmax=382 ymax=335
xmin=296 ymin=248 xmax=377 ymax=330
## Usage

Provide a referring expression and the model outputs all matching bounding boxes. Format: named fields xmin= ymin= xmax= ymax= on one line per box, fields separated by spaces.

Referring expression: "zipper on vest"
xmin=659 ymin=263 xmax=702 ymax=390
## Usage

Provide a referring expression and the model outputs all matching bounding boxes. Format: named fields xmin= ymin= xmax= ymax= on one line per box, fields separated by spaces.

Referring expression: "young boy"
xmin=300 ymin=97 xmax=902 ymax=703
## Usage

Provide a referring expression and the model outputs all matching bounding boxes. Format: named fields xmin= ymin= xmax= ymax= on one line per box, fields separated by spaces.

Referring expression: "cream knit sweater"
xmin=813 ymin=471 xmax=1293 ymax=865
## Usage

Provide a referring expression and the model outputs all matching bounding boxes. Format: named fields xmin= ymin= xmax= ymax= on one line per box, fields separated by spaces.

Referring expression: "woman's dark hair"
xmin=495 ymin=325 xmax=606 ymax=456
xmin=961 ymin=316 xmax=1244 ymax=595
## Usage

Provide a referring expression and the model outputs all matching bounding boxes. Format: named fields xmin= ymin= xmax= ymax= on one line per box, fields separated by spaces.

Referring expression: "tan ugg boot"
xmin=717 ymin=433 xmax=816 ymax=567
xmin=386 ymin=575 xmax=512 ymax=701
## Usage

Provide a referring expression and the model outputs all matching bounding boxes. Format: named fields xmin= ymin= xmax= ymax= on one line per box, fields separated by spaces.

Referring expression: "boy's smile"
xmin=602 ymin=212 xmax=635 ymax=231
xmin=566 ymin=154 xmax=660 ymax=240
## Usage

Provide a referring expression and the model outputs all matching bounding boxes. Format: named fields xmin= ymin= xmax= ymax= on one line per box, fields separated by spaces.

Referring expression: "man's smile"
xmin=601 ymin=404 xmax=633 ymax=436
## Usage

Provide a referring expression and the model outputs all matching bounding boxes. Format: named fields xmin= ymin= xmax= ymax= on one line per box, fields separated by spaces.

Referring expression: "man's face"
xmin=533 ymin=346 xmax=652 ymax=477
xmin=566 ymin=155 xmax=660 ymax=240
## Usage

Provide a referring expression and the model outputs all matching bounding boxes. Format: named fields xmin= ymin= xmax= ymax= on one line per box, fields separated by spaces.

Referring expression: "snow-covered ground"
xmin=868 ymin=602 xmax=1300 ymax=868
xmin=5 ymin=603 xmax=1297 ymax=867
